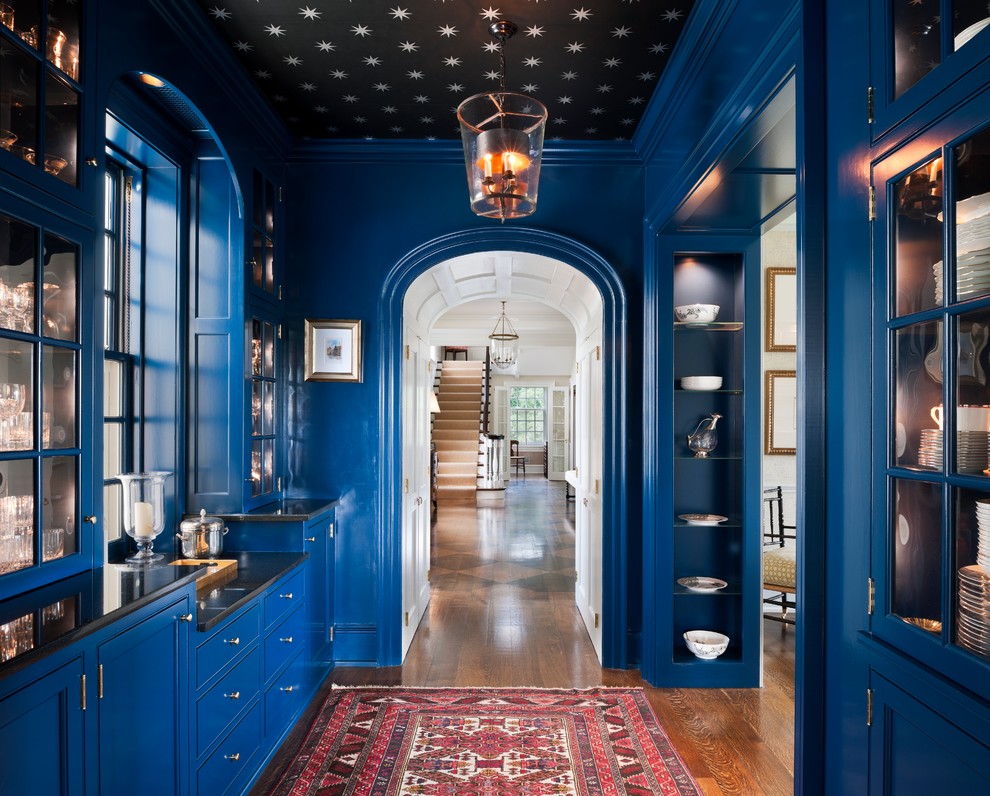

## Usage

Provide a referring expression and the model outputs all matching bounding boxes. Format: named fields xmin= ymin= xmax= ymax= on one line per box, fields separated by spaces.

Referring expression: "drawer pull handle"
xmin=280 ymin=592 xmax=293 ymax=600
xmin=179 ymin=613 xmax=193 ymax=623
xmin=280 ymin=636 xmax=293 ymax=644
xmin=225 ymin=637 xmax=240 ymax=646
xmin=305 ymin=536 xmax=316 ymax=542
xmin=280 ymin=685 xmax=295 ymax=693
xmin=224 ymin=753 xmax=241 ymax=762
xmin=224 ymin=691 xmax=240 ymax=700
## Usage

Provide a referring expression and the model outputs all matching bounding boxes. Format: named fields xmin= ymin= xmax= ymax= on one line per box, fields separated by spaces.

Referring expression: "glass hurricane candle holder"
xmin=116 ymin=472 xmax=171 ymax=564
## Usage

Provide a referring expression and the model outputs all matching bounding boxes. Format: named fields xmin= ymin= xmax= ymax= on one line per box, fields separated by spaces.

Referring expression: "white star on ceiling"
xmin=209 ymin=7 xmax=231 ymax=20
xmin=342 ymin=94 xmax=358 ymax=102
xmin=390 ymin=126 xmax=404 ymax=132
xmin=438 ymin=25 xmax=458 ymax=37
xmin=562 ymin=70 xmax=578 ymax=80
xmin=557 ymin=96 xmax=573 ymax=104
xmin=316 ymin=40 xmax=335 ymax=52
xmin=663 ymin=9 xmax=684 ymax=22
xmin=522 ymin=83 xmax=539 ymax=92
xmin=484 ymin=70 xmax=500 ymax=80
xmin=284 ymin=55 xmax=302 ymax=66
xmin=299 ymin=6 xmax=320 ymax=20
xmin=571 ymin=8 xmax=592 ymax=21
xmin=351 ymin=24 xmax=372 ymax=37
xmin=526 ymin=26 xmax=545 ymax=37
xmin=399 ymin=41 xmax=418 ymax=52
xmin=390 ymin=7 xmax=411 ymax=20
xmin=300 ymin=81 xmax=316 ymax=90
xmin=483 ymin=42 xmax=500 ymax=53
xmin=373 ymin=82 xmax=391 ymax=91
xmin=234 ymin=40 xmax=252 ymax=51
xmin=566 ymin=42 xmax=585 ymax=53
xmin=447 ymin=82 xmax=464 ymax=92
xmin=523 ymin=57 xmax=542 ymax=67
xmin=612 ymin=26 xmax=632 ymax=38
xmin=597 ymin=84 xmax=613 ymax=93
xmin=604 ymin=57 xmax=621 ymax=67
xmin=414 ymin=95 xmax=430 ymax=103
xmin=364 ymin=56 xmax=382 ymax=66
xmin=331 ymin=70 xmax=348 ymax=79
xmin=444 ymin=56 xmax=461 ymax=66
xmin=314 ymin=105 xmax=327 ymax=112
xmin=255 ymin=69 xmax=271 ymax=79
xmin=650 ymin=42 xmax=670 ymax=54
xmin=419 ymin=116 xmax=434 ymax=123
xmin=628 ymin=96 xmax=644 ymax=104
xmin=638 ymin=71 xmax=655 ymax=81
xmin=590 ymin=106 xmax=605 ymax=115
xmin=263 ymin=24 xmax=284 ymax=36
xmin=407 ymin=70 xmax=424 ymax=79
xmin=480 ymin=7 xmax=501 ymax=21
xmin=383 ymin=105 xmax=397 ymax=113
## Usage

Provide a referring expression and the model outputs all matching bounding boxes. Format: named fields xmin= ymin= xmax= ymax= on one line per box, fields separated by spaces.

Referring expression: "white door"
xmin=573 ymin=345 xmax=603 ymax=660
xmin=400 ymin=333 xmax=432 ymax=656
xmin=547 ymin=386 xmax=570 ymax=480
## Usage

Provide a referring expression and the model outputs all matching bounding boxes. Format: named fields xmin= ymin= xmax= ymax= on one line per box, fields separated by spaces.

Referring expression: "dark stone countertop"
xmin=0 ymin=552 xmax=306 ymax=678
xmin=187 ymin=498 xmax=338 ymax=523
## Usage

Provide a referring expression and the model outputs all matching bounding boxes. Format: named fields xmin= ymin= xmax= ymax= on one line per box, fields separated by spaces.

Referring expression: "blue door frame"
xmin=376 ymin=227 xmax=630 ymax=668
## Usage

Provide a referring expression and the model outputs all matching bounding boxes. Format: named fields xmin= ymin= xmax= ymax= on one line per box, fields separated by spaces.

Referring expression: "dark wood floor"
xmin=253 ymin=477 xmax=795 ymax=795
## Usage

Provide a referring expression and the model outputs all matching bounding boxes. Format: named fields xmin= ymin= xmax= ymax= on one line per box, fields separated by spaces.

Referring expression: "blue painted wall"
xmin=283 ymin=152 xmax=644 ymax=659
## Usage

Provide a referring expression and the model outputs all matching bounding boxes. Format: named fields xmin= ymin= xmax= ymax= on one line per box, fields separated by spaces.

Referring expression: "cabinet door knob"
xmin=280 ymin=636 xmax=293 ymax=644
xmin=224 ymin=691 xmax=240 ymax=700
xmin=224 ymin=637 xmax=240 ymax=646
xmin=224 ymin=753 xmax=241 ymax=762
xmin=85 ymin=157 xmax=98 ymax=167
xmin=179 ymin=613 xmax=193 ymax=623
xmin=83 ymin=515 xmax=98 ymax=524
xmin=304 ymin=536 xmax=316 ymax=542
xmin=280 ymin=685 xmax=294 ymax=693
xmin=279 ymin=592 xmax=293 ymax=600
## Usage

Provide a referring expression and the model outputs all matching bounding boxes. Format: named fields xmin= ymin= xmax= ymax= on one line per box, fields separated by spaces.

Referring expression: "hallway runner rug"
xmin=268 ymin=686 xmax=702 ymax=795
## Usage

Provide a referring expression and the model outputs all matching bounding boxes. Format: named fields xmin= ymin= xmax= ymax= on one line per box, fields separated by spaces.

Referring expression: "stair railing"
xmin=483 ymin=346 xmax=491 ymax=434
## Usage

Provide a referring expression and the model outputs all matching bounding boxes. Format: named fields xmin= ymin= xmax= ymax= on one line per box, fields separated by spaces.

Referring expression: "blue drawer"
xmin=196 ymin=700 xmax=262 ymax=796
xmin=265 ymin=648 xmax=307 ymax=741
xmin=264 ymin=567 xmax=305 ymax=629
xmin=264 ymin=603 xmax=305 ymax=683
xmin=196 ymin=646 xmax=261 ymax=758
xmin=195 ymin=603 xmax=260 ymax=690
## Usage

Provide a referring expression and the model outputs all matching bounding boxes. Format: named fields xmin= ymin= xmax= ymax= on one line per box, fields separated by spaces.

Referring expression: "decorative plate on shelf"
xmin=678 ymin=513 xmax=728 ymax=526
xmin=677 ymin=576 xmax=728 ymax=593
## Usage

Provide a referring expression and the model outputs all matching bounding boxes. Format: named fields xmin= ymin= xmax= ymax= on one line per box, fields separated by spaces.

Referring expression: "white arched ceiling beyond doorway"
xmin=398 ymin=251 xmax=606 ymax=662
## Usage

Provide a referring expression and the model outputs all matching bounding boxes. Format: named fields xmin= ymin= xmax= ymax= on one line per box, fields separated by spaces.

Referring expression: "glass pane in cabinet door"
xmin=0 ymin=215 xmax=36 ymax=333
xmin=46 ymin=0 xmax=80 ymax=81
xmin=0 ymin=339 xmax=33 ymax=452
xmin=894 ymin=322 xmax=943 ymax=469
xmin=251 ymin=441 xmax=262 ymax=497
xmin=264 ymin=235 xmax=274 ymax=294
xmin=44 ymin=73 xmax=76 ymax=185
xmin=891 ymin=478 xmax=942 ymax=628
xmin=252 ymin=231 xmax=264 ymax=291
xmin=0 ymin=458 xmax=35 ymax=575
xmin=42 ymin=233 xmax=76 ymax=340
xmin=251 ymin=318 xmax=262 ymax=376
xmin=0 ymin=613 xmax=34 ymax=663
xmin=955 ymin=309 xmax=990 ymax=475
xmin=263 ymin=321 xmax=274 ymax=378
xmin=894 ymin=158 xmax=944 ymax=316
xmin=262 ymin=440 xmax=273 ymax=494
xmin=892 ymin=1 xmax=940 ymax=100
xmin=0 ymin=44 xmax=38 ymax=163
xmin=956 ymin=489 xmax=990 ymax=660
xmin=42 ymin=345 xmax=74 ymax=448
xmin=262 ymin=381 xmax=273 ymax=436
xmin=41 ymin=456 xmax=75 ymax=561
xmin=954 ymin=126 xmax=990 ymax=303
xmin=251 ymin=380 xmax=262 ymax=436
xmin=954 ymin=1 xmax=990 ymax=54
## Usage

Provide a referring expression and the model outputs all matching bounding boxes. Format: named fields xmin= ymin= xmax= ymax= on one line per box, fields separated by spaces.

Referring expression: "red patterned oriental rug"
xmin=269 ymin=686 xmax=702 ymax=796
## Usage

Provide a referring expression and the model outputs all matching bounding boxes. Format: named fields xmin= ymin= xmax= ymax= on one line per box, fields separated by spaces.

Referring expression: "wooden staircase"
xmin=433 ymin=360 xmax=484 ymax=502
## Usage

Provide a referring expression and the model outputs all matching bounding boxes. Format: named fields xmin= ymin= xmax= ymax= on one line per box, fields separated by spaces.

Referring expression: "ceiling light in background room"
xmin=489 ymin=300 xmax=519 ymax=369
xmin=457 ymin=21 xmax=548 ymax=222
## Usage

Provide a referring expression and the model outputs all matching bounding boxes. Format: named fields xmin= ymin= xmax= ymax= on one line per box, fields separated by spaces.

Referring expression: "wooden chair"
xmin=762 ymin=485 xmax=797 ymax=626
xmin=509 ymin=439 xmax=527 ymax=477
xmin=444 ymin=346 xmax=468 ymax=360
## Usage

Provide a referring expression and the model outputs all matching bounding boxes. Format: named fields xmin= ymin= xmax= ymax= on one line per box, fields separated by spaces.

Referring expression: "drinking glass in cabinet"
xmin=0 ymin=216 xmax=37 ymax=332
xmin=0 ymin=458 xmax=35 ymax=575
xmin=0 ymin=339 xmax=33 ymax=452
xmin=893 ymin=157 xmax=943 ymax=317
xmin=42 ymin=457 xmax=76 ymax=561
xmin=0 ymin=42 xmax=38 ymax=163
xmin=891 ymin=478 xmax=942 ymax=630
xmin=894 ymin=322 xmax=943 ymax=469
xmin=42 ymin=233 xmax=78 ymax=341
xmin=44 ymin=73 xmax=77 ymax=186
xmin=0 ymin=613 xmax=34 ymax=663
xmin=953 ymin=127 xmax=990 ymax=304
xmin=42 ymin=346 xmax=75 ymax=449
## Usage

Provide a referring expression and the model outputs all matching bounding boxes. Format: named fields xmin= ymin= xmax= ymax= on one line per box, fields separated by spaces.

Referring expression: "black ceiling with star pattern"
xmin=192 ymin=0 xmax=696 ymax=142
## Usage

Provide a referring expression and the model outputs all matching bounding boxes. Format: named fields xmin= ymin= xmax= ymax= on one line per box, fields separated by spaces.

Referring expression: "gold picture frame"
xmin=765 ymin=267 xmax=797 ymax=352
xmin=305 ymin=319 xmax=363 ymax=382
xmin=765 ymin=370 xmax=797 ymax=455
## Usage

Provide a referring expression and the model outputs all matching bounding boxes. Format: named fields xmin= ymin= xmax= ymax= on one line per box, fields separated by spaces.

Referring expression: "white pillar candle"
xmin=133 ymin=501 xmax=154 ymax=538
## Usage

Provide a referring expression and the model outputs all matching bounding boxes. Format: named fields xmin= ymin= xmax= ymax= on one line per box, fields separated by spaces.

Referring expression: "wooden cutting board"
xmin=171 ymin=558 xmax=238 ymax=594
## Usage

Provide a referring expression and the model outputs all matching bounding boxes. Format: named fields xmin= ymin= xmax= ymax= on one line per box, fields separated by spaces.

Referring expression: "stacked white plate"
xmin=956 ymin=564 xmax=990 ymax=657
xmin=975 ymin=499 xmax=990 ymax=569
xmin=680 ymin=376 xmax=722 ymax=391
xmin=956 ymin=430 xmax=990 ymax=472
xmin=932 ymin=251 xmax=990 ymax=304
xmin=918 ymin=428 xmax=942 ymax=469
xmin=955 ymin=17 xmax=990 ymax=50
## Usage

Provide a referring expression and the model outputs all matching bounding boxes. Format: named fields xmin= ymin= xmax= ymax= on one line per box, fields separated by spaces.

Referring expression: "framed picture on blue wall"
xmin=305 ymin=318 xmax=363 ymax=382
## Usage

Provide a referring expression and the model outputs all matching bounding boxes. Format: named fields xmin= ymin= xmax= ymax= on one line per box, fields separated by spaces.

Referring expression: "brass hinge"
xmin=594 ymin=613 xmax=600 ymax=629
xmin=98 ymin=664 xmax=104 ymax=699
xmin=404 ymin=611 xmax=409 ymax=627
xmin=329 ymin=626 xmax=334 ymax=642
xmin=867 ymin=86 xmax=874 ymax=124
xmin=329 ymin=523 xmax=334 ymax=539
xmin=867 ymin=577 xmax=875 ymax=615
xmin=80 ymin=674 xmax=87 ymax=711
xmin=868 ymin=185 xmax=876 ymax=221
xmin=427 ymin=569 xmax=431 ymax=582
xmin=277 ymin=476 xmax=282 ymax=492
xmin=405 ymin=345 xmax=410 ymax=360
xmin=594 ymin=478 xmax=599 ymax=495
xmin=575 ymin=361 xmax=579 ymax=373
xmin=595 ymin=345 xmax=600 ymax=361
xmin=277 ymin=324 xmax=282 ymax=340
xmin=403 ymin=478 xmax=409 ymax=494
xmin=866 ymin=688 xmax=873 ymax=726
xmin=575 ymin=570 xmax=579 ymax=582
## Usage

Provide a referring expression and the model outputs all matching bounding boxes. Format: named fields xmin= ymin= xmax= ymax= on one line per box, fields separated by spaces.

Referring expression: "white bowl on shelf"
xmin=683 ymin=630 xmax=730 ymax=660
xmin=681 ymin=376 xmax=722 ymax=391
xmin=674 ymin=304 xmax=719 ymax=324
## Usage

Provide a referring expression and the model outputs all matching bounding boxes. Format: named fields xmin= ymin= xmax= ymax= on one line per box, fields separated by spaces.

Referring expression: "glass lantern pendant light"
xmin=457 ymin=20 xmax=548 ymax=222
xmin=489 ymin=300 xmax=519 ymax=369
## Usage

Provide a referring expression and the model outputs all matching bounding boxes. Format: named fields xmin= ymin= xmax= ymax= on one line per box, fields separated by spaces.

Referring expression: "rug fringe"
xmin=329 ymin=683 xmax=645 ymax=692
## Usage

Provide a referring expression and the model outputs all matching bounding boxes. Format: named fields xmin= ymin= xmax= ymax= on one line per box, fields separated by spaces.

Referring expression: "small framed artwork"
xmin=305 ymin=319 xmax=363 ymax=382
xmin=765 ymin=370 xmax=797 ymax=455
xmin=765 ymin=267 xmax=797 ymax=352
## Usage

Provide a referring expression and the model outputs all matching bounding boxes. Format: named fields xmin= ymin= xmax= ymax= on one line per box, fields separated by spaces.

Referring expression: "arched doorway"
xmin=377 ymin=229 xmax=629 ymax=668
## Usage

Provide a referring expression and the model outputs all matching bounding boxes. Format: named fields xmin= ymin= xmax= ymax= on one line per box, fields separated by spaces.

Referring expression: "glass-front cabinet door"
xmin=876 ymin=106 xmax=990 ymax=692
xmin=0 ymin=211 xmax=83 ymax=598
xmin=246 ymin=309 xmax=279 ymax=507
